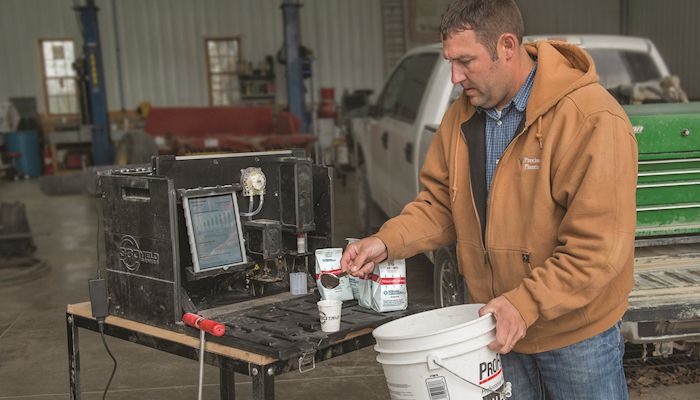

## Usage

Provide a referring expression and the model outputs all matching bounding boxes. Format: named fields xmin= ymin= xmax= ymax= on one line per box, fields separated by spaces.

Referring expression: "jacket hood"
xmin=523 ymin=40 xmax=599 ymax=126
xmin=449 ymin=40 xmax=600 ymax=197
xmin=453 ymin=40 xmax=599 ymax=131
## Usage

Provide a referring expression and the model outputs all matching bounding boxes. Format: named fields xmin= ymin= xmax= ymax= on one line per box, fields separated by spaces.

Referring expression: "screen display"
xmin=185 ymin=194 xmax=246 ymax=271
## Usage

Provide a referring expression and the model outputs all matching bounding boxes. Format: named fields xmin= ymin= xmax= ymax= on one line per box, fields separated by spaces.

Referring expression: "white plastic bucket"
xmin=373 ymin=304 xmax=510 ymax=400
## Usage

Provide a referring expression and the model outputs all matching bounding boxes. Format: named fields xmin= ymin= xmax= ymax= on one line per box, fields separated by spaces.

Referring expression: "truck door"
xmin=385 ymin=53 xmax=440 ymax=216
xmin=366 ymin=59 xmax=411 ymax=216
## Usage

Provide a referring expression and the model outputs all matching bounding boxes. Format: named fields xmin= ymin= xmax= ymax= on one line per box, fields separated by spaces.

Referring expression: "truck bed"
xmin=624 ymin=244 xmax=700 ymax=341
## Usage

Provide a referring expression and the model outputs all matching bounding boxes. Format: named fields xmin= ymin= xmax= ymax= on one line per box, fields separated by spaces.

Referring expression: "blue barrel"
xmin=5 ymin=130 xmax=41 ymax=178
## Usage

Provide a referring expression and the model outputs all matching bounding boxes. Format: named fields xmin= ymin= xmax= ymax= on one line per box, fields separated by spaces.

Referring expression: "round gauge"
xmin=249 ymin=171 xmax=266 ymax=191
xmin=241 ymin=167 xmax=266 ymax=195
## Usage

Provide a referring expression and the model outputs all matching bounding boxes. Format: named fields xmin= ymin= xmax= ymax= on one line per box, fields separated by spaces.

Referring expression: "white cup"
xmin=317 ymin=299 xmax=342 ymax=332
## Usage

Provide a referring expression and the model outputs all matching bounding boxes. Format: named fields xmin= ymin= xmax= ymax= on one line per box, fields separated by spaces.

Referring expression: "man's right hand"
xmin=340 ymin=236 xmax=388 ymax=277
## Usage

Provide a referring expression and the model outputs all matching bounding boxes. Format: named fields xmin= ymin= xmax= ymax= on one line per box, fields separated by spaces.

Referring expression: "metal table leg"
xmin=67 ymin=313 xmax=81 ymax=400
xmin=251 ymin=365 xmax=274 ymax=400
xmin=219 ymin=360 xmax=236 ymax=400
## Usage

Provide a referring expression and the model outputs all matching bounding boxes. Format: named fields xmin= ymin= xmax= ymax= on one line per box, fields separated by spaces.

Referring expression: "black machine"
xmin=98 ymin=150 xmax=333 ymax=330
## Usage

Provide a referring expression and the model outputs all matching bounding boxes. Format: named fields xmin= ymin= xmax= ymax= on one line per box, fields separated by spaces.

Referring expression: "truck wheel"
xmin=433 ymin=246 xmax=468 ymax=307
xmin=356 ymin=165 xmax=385 ymax=236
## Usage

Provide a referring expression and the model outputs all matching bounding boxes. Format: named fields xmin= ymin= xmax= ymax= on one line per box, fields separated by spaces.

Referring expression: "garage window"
xmin=206 ymin=38 xmax=240 ymax=106
xmin=39 ymin=39 xmax=79 ymax=115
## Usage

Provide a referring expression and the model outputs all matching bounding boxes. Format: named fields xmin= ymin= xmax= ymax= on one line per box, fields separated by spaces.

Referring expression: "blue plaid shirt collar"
xmin=476 ymin=64 xmax=537 ymax=117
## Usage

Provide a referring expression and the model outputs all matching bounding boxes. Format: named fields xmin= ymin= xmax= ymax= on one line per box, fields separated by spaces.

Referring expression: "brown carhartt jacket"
xmin=375 ymin=41 xmax=638 ymax=353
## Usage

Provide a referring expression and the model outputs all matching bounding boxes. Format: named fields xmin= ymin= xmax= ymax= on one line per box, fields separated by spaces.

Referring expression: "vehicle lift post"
xmin=281 ymin=0 xmax=307 ymax=132
xmin=75 ymin=0 xmax=114 ymax=165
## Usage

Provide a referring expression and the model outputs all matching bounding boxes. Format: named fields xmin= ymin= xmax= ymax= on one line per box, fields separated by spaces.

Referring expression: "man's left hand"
xmin=479 ymin=296 xmax=527 ymax=354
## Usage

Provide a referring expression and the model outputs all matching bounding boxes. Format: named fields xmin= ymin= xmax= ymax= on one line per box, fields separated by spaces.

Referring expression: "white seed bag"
xmin=356 ymin=273 xmax=373 ymax=309
xmin=359 ymin=259 xmax=408 ymax=312
xmin=315 ymin=248 xmax=354 ymax=301
xmin=345 ymin=238 xmax=361 ymax=299
xmin=348 ymin=275 xmax=361 ymax=299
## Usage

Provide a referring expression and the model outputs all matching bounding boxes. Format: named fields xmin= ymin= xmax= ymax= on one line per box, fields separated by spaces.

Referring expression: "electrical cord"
xmin=95 ymin=187 xmax=102 ymax=279
xmin=197 ymin=329 xmax=205 ymax=400
xmin=97 ymin=321 xmax=117 ymax=400
xmin=93 ymin=177 xmax=115 ymax=399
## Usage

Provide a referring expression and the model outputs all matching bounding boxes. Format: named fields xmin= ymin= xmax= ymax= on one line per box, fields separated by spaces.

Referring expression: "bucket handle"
xmin=427 ymin=353 xmax=512 ymax=399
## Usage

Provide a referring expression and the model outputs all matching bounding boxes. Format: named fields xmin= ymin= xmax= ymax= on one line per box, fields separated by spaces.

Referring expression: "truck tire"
xmin=356 ymin=164 xmax=386 ymax=236
xmin=433 ymin=246 xmax=468 ymax=307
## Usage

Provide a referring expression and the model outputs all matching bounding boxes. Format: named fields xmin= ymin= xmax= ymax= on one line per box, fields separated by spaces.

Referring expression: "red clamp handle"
xmin=182 ymin=313 xmax=226 ymax=337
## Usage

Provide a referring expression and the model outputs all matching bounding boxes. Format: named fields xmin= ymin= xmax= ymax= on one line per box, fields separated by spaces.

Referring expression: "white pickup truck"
xmin=350 ymin=35 xmax=700 ymax=349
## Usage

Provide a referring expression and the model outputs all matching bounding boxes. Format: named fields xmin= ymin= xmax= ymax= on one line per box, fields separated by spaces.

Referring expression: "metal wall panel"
xmin=402 ymin=0 xmax=699 ymax=99
xmin=3 ymin=0 xmax=696 ymax=111
xmin=627 ymin=0 xmax=700 ymax=99
xmin=406 ymin=0 xmax=621 ymax=48
xmin=0 ymin=0 xmax=385 ymax=112
xmin=381 ymin=0 xmax=408 ymax=77
xmin=518 ymin=0 xmax=620 ymax=35
xmin=0 ymin=0 xmax=81 ymax=112
xmin=298 ymin=0 xmax=385 ymax=102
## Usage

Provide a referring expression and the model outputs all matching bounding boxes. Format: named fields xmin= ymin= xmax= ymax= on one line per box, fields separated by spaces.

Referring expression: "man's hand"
xmin=479 ymin=296 xmax=526 ymax=354
xmin=340 ymin=237 xmax=388 ymax=277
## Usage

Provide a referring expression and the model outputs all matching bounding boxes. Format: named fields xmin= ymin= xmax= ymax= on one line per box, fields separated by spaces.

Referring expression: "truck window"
xmin=586 ymin=49 xmax=661 ymax=89
xmin=377 ymin=53 xmax=439 ymax=123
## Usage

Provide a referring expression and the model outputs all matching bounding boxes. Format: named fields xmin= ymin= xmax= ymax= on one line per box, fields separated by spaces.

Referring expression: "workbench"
xmin=48 ymin=128 xmax=126 ymax=173
xmin=66 ymin=294 xmax=430 ymax=400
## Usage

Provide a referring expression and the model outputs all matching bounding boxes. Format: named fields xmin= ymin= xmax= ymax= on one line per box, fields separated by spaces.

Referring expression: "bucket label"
xmin=482 ymin=383 xmax=504 ymax=400
xmin=387 ymin=381 xmax=415 ymax=399
xmin=479 ymin=356 xmax=502 ymax=385
xmin=425 ymin=376 xmax=449 ymax=400
xmin=478 ymin=354 xmax=504 ymax=399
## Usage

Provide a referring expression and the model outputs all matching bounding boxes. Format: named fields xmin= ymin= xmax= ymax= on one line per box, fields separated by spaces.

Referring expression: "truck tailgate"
xmin=624 ymin=244 xmax=700 ymax=341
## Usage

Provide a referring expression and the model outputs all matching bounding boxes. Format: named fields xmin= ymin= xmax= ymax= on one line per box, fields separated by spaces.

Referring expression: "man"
xmin=340 ymin=0 xmax=637 ymax=398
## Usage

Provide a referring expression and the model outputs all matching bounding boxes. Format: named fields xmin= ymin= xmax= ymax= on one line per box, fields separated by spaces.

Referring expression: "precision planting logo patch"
xmin=519 ymin=157 xmax=541 ymax=171
xmin=118 ymin=235 xmax=159 ymax=271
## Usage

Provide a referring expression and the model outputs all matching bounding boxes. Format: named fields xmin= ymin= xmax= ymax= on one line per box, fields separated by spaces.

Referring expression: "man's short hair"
xmin=440 ymin=0 xmax=525 ymax=60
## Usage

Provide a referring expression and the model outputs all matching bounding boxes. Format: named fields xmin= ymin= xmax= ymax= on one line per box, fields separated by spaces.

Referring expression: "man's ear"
xmin=501 ymin=33 xmax=518 ymax=60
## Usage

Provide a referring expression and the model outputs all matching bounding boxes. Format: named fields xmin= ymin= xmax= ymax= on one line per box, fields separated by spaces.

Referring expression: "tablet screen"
xmin=184 ymin=193 xmax=246 ymax=272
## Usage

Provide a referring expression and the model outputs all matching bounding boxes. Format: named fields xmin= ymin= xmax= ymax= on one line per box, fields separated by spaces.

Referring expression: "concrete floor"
xmin=0 ymin=171 xmax=698 ymax=399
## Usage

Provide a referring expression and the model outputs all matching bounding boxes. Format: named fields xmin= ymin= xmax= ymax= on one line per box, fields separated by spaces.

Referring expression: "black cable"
xmin=94 ymin=177 xmax=102 ymax=279
xmin=97 ymin=321 xmax=117 ymax=400
xmin=95 ymin=197 xmax=101 ymax=279
xmin=94 ymin=175 xmax=113 ymax=398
